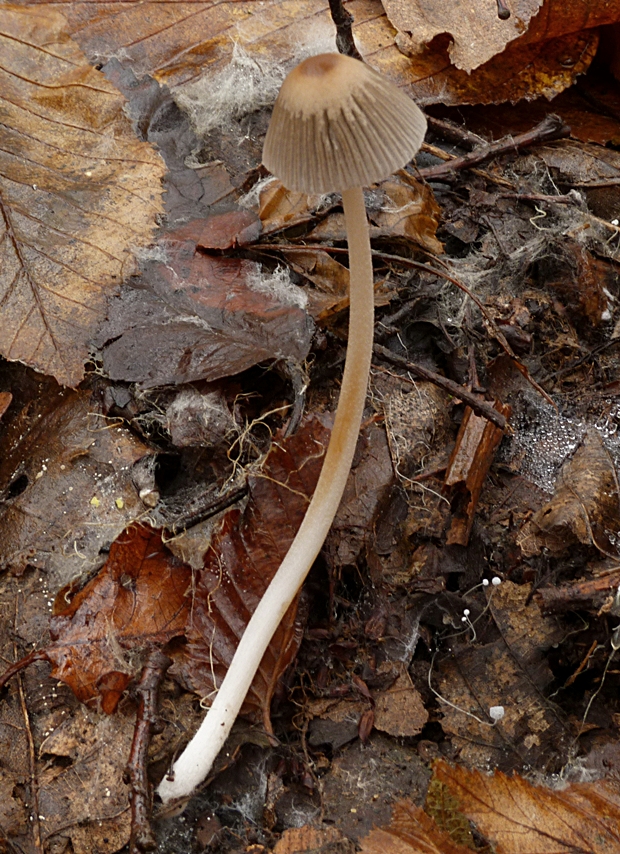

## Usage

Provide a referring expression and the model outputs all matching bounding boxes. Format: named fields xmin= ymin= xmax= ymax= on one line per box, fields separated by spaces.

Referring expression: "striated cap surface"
xmin=263 ymin=53 xmax=427 ymax=193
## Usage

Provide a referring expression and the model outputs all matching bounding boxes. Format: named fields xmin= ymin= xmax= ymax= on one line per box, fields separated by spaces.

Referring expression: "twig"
xmin=159 ymin=484 xmax=248 ymax=535
xmin=421 ymin=142 xmax=515 ymax=188
xmin=497 ymin=191 xmax=580 ymax=205
xmin=373 ymin=343 xmax=507 ymax=429
xmin=417 ymin=115 xmax=571 ymax=182
xmin=0 ymin=648 xmax=48 ymax=691
xmin=125 ymin=649 xmax=172 ymax=853
xmin=570 ymin=179 xmax=620 ymax=189
xmin=258 ymin=243 xmax=555 ymax=407
xmin=13 ymin=598 xmax=43 ymax=854
xmin=327 ymin=0 xmax=362 ymax=60
xmin=425 ymin=116 xmax=485 ymax=150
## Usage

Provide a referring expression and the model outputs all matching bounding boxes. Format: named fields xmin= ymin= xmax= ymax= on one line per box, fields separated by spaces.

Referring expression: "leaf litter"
xmin=1 ymin=0 xmax=620 ymax=852
xmin=0 ymin=6 xmax=165 ymax=387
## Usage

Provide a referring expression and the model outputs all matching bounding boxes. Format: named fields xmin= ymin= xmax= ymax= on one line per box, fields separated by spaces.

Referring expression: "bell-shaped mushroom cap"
xmin=263 ymin=53 xmax=427 ymax=194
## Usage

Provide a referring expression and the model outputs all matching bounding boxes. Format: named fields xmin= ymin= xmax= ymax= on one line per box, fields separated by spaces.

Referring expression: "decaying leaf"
xmin=325 ymin=421 xmax=395 ymax=568
xmin=0 ymin=562 xmax=135 ymax=854
xmin=373 ymin=662 xmax=428 ymax=738
xmin=274 ymin=825 xmax=354 ymax=854
xmin=192 ymin=209 xmax=262 ymax=250
xmin=359 ymin=798 xmax=473 ymax=854
xmin=281 ymin=248 xmax=351 ymax=321
xmin=95 ymin=228 xmax=313 ymax=386
xmin=435 ymin=582 xmax=569 ymax=771
xmin=36 ymin=0 xmax=620 ymax=108
xmin=0 ymin=5 xmax=164 ymax=386
xmin=381 ymin=0 xmax=544 ymax=74
xmin=305 ymin=177 xmax=442 ymax=257
xmin=259 ymin=180 xmax=334 ymax=236
xmin=172 ymin=414 xmax=332 ymax=729
xmin=37 ymin=708 xmax=135 ymax=854
xmin=0 ymin=386 xmax=153 ymax=581
xmin=518 ymin=428 xmax=620 ymax=556
xmin=435 ymin=759 xmax=620 ymax=854
xmin=48 ymin=524 xmax=192 ymax=713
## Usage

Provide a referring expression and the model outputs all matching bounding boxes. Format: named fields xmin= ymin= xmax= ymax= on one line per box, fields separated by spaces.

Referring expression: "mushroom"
xmin=158 ymin=53 xmax=426 ymax=803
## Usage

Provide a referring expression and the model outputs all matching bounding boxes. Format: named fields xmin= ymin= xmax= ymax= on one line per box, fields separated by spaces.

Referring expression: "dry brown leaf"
xmin=359 ymin=799 xmax=473 ymax=854
xmin=259 ymin=181 xmax=331 ymax=236
xmin=373 ymin=662 xmax=428 ymax=738
xmin=21 ymin=0 xmax=612 ymax=113
xmin=435 ymin=759 xmax=620 ymax=854
xmin=274 ymin=825 xmax=353 ymax=854
xmin=382 ymin=0 xmax=543 ymax=73
xmin=0 ymin=5 xmax=164 ymax=386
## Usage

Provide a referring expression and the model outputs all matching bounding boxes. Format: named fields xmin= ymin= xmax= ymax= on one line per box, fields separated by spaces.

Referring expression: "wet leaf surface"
xmin=0 ymin=6 xmax=164 ymax=386
xmin=0 ymin=384 xmax=153 ymax=582
xmin=94 ymin=228 xmax=313 ymax=386
xmin=48 ymin=524 xmax=191 ymax=713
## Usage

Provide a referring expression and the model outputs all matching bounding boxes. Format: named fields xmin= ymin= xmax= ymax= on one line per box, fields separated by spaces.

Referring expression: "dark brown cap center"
xmin=297 ymin=54 xmax=340 ymax=77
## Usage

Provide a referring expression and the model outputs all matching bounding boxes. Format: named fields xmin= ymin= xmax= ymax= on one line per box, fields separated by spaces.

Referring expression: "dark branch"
xmin=125 ymin=649 xmax=172 ymax=853
xmin=418 ymin=115 xmax=571 ymax=182
xmin=327 ymin=0 xmax=363 ymax=60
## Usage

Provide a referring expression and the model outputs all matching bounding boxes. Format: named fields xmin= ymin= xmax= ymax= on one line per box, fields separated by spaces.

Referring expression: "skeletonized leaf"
xmin=0 ymin=5 xmax=164 ymax=385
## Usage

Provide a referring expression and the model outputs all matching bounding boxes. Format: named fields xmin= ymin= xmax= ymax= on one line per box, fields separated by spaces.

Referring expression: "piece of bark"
xmin=444 ymin=401 xmax=512 ymax=545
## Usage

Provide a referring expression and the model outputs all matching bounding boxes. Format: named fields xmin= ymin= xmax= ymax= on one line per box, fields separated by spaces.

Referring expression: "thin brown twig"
xmin=417 ymin=115 xmax=571 ymax=182
xmin=425 ymin=116 xmax=485 ymax=150
xmin=421 ymin=141 xmax=515 ymax=189
xmin=12 ymin=599 xmax=43 ymax=853
xmin=373 ymin=343 xmax=507 ymax=429
xmin=125 ymin=649 xmax=172 ymax=853
xmin=258 ymin=243 xmax=556 ymax=408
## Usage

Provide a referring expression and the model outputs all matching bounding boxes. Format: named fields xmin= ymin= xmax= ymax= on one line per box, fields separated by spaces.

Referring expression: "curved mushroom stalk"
xmin=157 ymin=53 xmax=426 ymax=805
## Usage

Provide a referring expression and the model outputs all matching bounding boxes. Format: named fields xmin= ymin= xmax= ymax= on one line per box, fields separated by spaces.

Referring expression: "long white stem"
xmin=157 ymin=187 xmax=374 ymax=803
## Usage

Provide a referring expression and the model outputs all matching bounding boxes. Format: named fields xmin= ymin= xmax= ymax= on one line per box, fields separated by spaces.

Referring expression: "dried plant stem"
xmin=157 ymin=186 xmax=373 ymax=803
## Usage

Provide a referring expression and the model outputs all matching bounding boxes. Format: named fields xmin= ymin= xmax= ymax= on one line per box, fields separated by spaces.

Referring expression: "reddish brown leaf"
xmin=189 ymin=211 xmax=262 ymax=250
xmin=48 ymin=525 xmax=192 ymax=713
xmin=434 ymin=759 xmax=620 ymax=854
xmin=171 ymin=413 xmax=332 ymax=729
